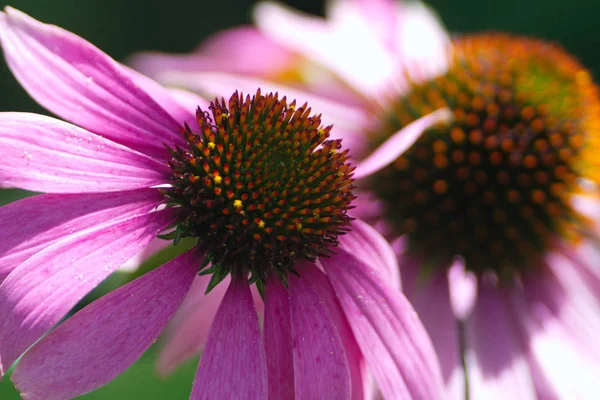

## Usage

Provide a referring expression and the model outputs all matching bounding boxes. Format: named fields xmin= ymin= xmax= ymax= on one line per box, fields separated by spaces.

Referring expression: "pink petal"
xmin=303 ymin=263 xmax=368 ymax=399
xmin=131 ymin=26 xmax=296 ymax=79
xmin=0 ymin=189 xmax=164 ymax=283
xmin=465 ymin=285 xmax=536 ymax=400
xmin=120 ymin=236 xmax=170 ymax=272
xmin=0 ymin=113 xmax=169 ymax=193
xmin=190 ymin=275 xmax=267 ymax=400
xmin=523 ymin=252 xmax=600 ymax=361
xmin=254 ymin=1 xmax=396 ymax=96
xmin=395 ymin=1 xmax=451 ymax=85
xmin=402 ymin=262 xmax=465 ymax=399
xmin=447 ymin=257 xmax=478 ymax=320
xmin=11 ymin=249 xmax=200 ymax=400
xmin=152 ymin=70 xmax=371 ymax=134
xmin=322 ymin=249 xmax=444 ymax=399
xmin=344 ymin=0 xmax=398 ymax=51
xmin=121 ymin=65 xmax=208 ymax=130
xmin=339 ymin=218 xmax=400 ymax=289
xmin=156 ymin=274 xmax=230 ymax=376
xmin=511 ymin=287 xmax=600 ymax=400
xmin=354 ymin=108 xmax=453 ymax=179
xmin=0 ymin=8 xmax=185 ymax=159
xmin=289 ymin=261 xmax=351 ymax=399
xmin=0 ymin=207 xmax=177 ymax=374
xmin=264 ymin=274 xmax=294 ymax=399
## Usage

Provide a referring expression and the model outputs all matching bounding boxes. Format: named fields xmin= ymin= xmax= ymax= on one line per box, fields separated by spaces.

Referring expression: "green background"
xmin=0 ymin=0 xmax=598 ymax=398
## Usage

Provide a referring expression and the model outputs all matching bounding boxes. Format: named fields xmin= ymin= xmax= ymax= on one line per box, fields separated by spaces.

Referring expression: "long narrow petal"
xmin=303 ymin=263 xmax=367 ymax=400
xmin=0 ymin=8 xmax=185 ymax=159
xmin=156 ymin=274 xmax=230 ymax=376
xmin=0 ymin=189 xmax=163 ymax=282
xmin=0 ymin=113 xmax=169 ymax=193
xmin=11 ymin=249 xmax=200 ymax=400
xmin=121 ymin=65 xmax=208 ymax=129
xmin=402 ymin=262 xmax=465 ymax=399
xmin=354 ymin=108 xmax=453 ymax=179
xmin=190 ymin=275 xmax=267 ymax=400
xmin=264 ymin=274 xmax=294 ymax=399
xmin=0 ymin=207 xmax=177 ymax=374
xmin=465 ymin=285 xmax=536 ymax=400
xmin=254 ymin=1 xmax=396 ymax=96
xmin=289 ymin=262 xmax=351 ymax=399
xmin=322 ymin=249 xmax=444 ymax=399
xmin=131 ymin=26 xmax=296 ymax=79
xmin=339 ymin=219 xmax=400 ymax=289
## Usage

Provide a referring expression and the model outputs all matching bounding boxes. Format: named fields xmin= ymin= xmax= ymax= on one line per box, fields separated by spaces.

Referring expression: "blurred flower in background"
xmin=0 ymin=8 xmax=445 ymax=400
xmin=134 ymin=0 xmax=600 ymax=399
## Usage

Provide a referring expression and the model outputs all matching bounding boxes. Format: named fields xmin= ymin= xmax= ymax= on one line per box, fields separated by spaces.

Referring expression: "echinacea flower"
xmin=133 ymin=0 xmax=600 ymax=399
xmin=0 ymin=8 xmax=444 ymax=400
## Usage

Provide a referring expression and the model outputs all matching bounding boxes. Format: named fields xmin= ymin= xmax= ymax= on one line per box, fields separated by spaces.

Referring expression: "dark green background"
xmin=0 ymin=0 xmax=598 ymax=398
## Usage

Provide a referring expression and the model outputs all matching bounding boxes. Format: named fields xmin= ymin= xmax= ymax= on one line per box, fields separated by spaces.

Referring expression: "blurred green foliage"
xmin=1 ymin=0 xmax=599 ymax=398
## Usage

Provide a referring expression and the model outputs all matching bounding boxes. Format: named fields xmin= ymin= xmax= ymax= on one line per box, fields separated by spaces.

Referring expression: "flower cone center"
xmin=369 ymin=34 xmax=600 ymax=278
xmin=164 ymin=90 xmax=355 ymax=289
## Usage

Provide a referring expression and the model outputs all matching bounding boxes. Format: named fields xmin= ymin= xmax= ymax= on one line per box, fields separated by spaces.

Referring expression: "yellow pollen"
xmin=296 ymin=223 xmax=303 ymax=230
xmin=208 ymin=141 xmax=216 ymax=149
xmin=329 ymin=149 xmax=337 ymax=155
xmin=257 ymin=220 xmax=265 ymax=229
xmin=213 ymin=175 xmax=222 ymax=184
xmin=317 ymin=128 xmax=325 ymax=136
xmin=233 ymin=200 xmax=243 ymax=209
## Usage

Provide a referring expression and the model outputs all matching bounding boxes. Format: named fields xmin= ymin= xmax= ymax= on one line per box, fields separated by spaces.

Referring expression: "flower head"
xmin=0 ymin=7 xmax=443 ymax=400
xmin=164 ymin=91 xmax=354 ymax=291
xmin=140 ymin=0 xmax=600 ymax=398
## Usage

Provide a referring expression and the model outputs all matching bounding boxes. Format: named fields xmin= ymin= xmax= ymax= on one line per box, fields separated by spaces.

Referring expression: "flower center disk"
xmin=369 ymin=34 xmax=600 ymax=278
xmin=164 ymin=90 xmax=354 ymax=288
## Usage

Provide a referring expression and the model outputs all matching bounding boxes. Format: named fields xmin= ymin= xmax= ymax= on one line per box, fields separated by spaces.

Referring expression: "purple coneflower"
xmin=133 ymin=1 xmax=600 ymax=398
xmin=0 ymin=8 xmax=444 ymax=400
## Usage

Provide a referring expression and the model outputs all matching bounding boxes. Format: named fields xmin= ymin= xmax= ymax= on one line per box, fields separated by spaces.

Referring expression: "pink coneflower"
xmin=133 ymin=1 xmax=600 ymax=398
xmin=0 ymin=8 xmax=444 ymax=400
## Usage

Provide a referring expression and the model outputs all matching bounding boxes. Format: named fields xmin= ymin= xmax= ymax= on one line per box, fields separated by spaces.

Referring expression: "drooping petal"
xmin=303 ymin=263 xmax=368 ymax=400
xmin=562 ymin=240 xmax=600 ymax=299
xmin=190 ymin=275 xmax=267 ymax=400
xmin=523 ymin=252 xmax=600 ymax=361
xmin=264 ymin=274 xmax=294 ymax=399
xmin=0 ymin=189 xmax=164 ymax=282
xmin=11 ymin=249 xmax=200 ymax=400
xmin=289 ymin=262 xmax=351 ymax=399
xmin=156 ymin=274 xmax=230 ymax=376
xmin=322 ymin=249 xmax=444 ymax=400
xmin=512 ymin=290 xmax=600 ymax=400
xmin=464 ymin=285 xmax=536 ymax=400
xmin=339 ymin=218 xmax=400 ymax=289
xmin=254 ymin=1 xmax=396 ymax=96
xmin=402 ymin=259 xmax=466 ymax=399
xmin=0 ymin=8 xmax=185 ymax=159
xmin=354 ymin=108 xmax=453 ymax=179
xmin=0 ymin=207 xmax=177 ymax=374
xmin=0 ymin=113 xmax=169 ymax=193
xmin=447 ymin=257 xmax=478 ymax=320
